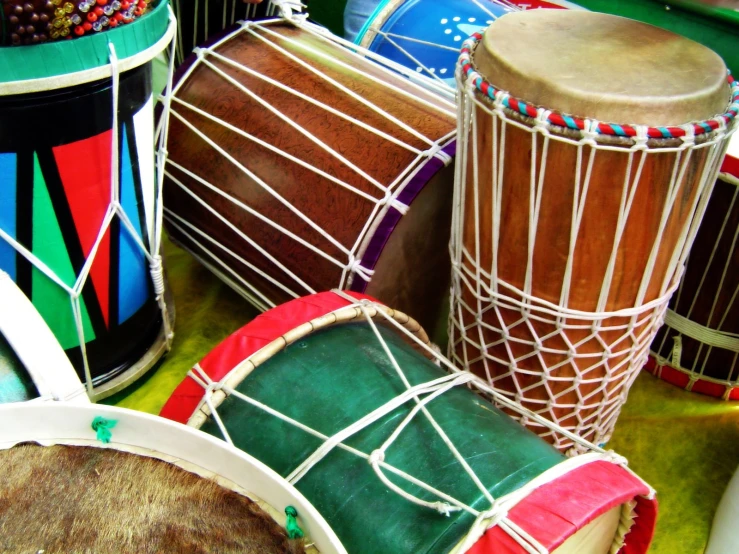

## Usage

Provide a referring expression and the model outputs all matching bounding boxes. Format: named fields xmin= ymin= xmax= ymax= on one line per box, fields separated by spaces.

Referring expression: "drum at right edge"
xmin=647 ymin=134 xmax=739 ymax=400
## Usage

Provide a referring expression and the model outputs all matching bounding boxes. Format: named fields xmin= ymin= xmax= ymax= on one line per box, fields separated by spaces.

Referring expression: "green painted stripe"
xmin=201 ymin=322 xmax=565 ymax=553
xmin=0 ymin=0 xmax=170 ymax=85
xmin=31 ymin=153 xmax=95 ymax=350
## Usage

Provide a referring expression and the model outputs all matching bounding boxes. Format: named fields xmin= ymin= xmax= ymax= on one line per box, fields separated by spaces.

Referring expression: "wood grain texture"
xmin=454 ymin=23 xmax=729 ymax=443
xmin=164 ymin=22 xmax=455 ymax=331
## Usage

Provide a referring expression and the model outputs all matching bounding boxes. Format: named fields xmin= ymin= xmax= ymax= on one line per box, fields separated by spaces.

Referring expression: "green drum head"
xmin=201 ymin=321 xmax=565 ymax=553
xmin=0 ymin=331 xmax=38 ymax=403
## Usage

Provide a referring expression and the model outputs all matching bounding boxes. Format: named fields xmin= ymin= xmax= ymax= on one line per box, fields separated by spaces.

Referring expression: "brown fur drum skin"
xmin=0 ymin=443 xmax=305 ymax=554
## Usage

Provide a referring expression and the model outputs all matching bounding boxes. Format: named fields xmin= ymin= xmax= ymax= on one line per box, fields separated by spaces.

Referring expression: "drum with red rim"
xmin=647 ymin=134 xmax=739 ymax=400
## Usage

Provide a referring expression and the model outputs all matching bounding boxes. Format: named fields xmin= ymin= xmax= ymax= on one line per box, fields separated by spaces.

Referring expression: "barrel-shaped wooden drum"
xmin=162 ymin=292 xmax=657 ymax=554
xmin=0 ymin=2 xmax=176 ymax=400
xmin=162 ymin=18 xmax=456 ymax=333
xmin=449 ymin=10 xmax=738 ymax=450
xmin=0 ymin=402 xmax=342 ymax=553
xmin=647 ymin=134 xmax=739 ymax=400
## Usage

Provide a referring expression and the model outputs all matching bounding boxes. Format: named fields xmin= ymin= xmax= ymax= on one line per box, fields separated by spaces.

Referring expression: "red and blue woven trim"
xmin=458 ymin=32 xmax=739 ymax=140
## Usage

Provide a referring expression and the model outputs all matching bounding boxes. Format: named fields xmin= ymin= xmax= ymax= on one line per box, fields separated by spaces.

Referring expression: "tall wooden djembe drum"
xmin=449 ymin=10 xmax=738 ymax=452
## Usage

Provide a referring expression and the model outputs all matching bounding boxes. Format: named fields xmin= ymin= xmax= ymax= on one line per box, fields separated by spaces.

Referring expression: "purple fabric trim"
xmin=350 ymin=139 xmax=457 ymax=292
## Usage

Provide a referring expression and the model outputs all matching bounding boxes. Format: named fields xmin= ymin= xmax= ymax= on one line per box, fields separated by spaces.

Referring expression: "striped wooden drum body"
xmin=162 ymin=292 xmax=657 ymax=554
xmin=162 ymin=19 xmax=456 ymax=334
xmin=0 ymin=2 xmax=176 ymax=400
xmin=0 ymin=402 xmax=342 ymax=553
xmin=449 ymin=10 xmax=737 ymax=450
xmin=647 ymin=135 xmax=739 ymax=400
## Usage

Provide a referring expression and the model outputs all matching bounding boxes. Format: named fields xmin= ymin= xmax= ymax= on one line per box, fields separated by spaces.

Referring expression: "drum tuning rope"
xmin=183 ymin=292 xmax=652 ymax=554
xmin=450 ymin=32 xmax=739 ymax=449
xmin=160 ymin=18 xmax=456 ymax=309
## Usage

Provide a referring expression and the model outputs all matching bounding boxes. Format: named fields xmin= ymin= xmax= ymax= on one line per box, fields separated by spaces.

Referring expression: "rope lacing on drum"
xmin=422 ymin=143 xmax=453 ymax=165
xmin=382 ymin=191 xmax=410 ymax=215
xmin=188 ymin=364 xmax=234 ymax=445
xmin=348 ymin=256 xmax=375 ymax=283
xmin=183 ymin=295 xmax=654 ymax=553
xmin=458 ymin=32 xmax=739 ymax=141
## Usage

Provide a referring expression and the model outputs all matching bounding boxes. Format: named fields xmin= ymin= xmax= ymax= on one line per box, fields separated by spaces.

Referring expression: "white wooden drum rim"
xmin=0 ymin=402 xmax=346 ymax=554
xmin=0 ymin=270 xmax=87 ymax=404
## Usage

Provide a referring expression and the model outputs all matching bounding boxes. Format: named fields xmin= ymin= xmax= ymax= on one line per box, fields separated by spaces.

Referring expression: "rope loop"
xmin=368 ymin=449 xmax=386 ymax=466
xmin=679 ymin=123 xmax=696 ymax=147
xmin=348 ymin=255 xmax=375 ymax=282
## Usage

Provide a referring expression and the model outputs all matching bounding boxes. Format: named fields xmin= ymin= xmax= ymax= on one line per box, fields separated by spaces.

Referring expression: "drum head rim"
xmin=458 ymin=32 xmax=739 ymax=141
xmin=0 ymin=401 xmax=347 ymax=554
xmin=160 ymin=291 xmax=430 ymax=426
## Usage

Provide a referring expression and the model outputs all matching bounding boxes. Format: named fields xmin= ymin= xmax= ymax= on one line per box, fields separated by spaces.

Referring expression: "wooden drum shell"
xmin=649 ymin=154 xmax=739 ymax=399
xmin=164 ymin=22 xmax=456 ymax=332
xmin=450 ymin=17 xmax=734 ymax=447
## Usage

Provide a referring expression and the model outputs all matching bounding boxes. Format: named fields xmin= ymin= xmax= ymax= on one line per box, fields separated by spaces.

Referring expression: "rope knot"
xmin=387 ymin=195 xmax=409 ymax=215
xmin=433 ymin=502 xmax=455 ymax=517
xmin=368 ymin=449 xmax=385 ymax=466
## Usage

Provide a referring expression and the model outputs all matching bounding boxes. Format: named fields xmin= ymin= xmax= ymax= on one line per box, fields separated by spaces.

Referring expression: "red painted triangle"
xmin=53 ymin=130 xmax=112 ymax=328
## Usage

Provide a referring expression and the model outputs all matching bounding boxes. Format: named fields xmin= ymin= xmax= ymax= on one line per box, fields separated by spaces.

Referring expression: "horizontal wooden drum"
xmin=162 ymin=18 xmax=457 ymax=333
xmin=647 ymin=134 xmax=739 ymax=400
xmin=162 ymin=291 xmax=657 ymax=554
xmin=0 ymin=402 xmax=343 ymax=553
xmin=449 ymin=10 xmax=738 ymax=450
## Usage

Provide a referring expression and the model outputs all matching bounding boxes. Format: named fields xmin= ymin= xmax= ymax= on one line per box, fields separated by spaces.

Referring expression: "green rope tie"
xmin=285 ymin=506 xmax=304 ymax=539
xmin=91 ymin=417 xmax=117 ymax=444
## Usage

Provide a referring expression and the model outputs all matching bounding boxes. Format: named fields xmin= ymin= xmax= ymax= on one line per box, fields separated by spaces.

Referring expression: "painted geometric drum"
xmin=353 ymin=0 xmax=576 ymax=90
xmin=162 ymin=18 xmax=456 ymax=334
xmin=162 ymin=292 xmax=658 ymax=554
xmin=0 ymin=270 xmax=87 ymax=404
xmin=449 ymin=10 xmax=738 ymax=451
xmin=0 ymin=1 xmax=176 ymax=400
xmin=646 ymin=134 xmax=739 ymax=400
xmin=0 ymin=402 xmax=343 ymax=553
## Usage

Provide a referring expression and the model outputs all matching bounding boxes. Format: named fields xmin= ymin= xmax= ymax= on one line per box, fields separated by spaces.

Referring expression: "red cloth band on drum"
xmin=469 ymin=461 xmax=657 ymax=554
xmin=644 ymin=357 xmax=739 ymax=401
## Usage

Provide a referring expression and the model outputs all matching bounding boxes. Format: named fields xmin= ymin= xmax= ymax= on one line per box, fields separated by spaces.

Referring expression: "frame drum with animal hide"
xmin=0 ymin=402 xmax=343 ymax=554
xmin=161 ymin=17 xmax=456 ymax=334
xmin=646 ymin=133 xmax=739 ymax=400
xmin=450 ymin=10 xmax=738 ymax=451
xmin=162 ymin=291 xmax=657 ymax=554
